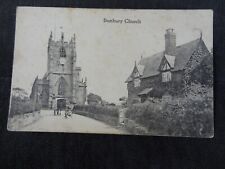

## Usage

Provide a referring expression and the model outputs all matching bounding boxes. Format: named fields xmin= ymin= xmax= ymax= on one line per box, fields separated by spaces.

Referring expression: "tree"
xmin=191 ymin=54 xmax=213 ymax=87
xmin=87 ymin=93 xmax=102 ymax=105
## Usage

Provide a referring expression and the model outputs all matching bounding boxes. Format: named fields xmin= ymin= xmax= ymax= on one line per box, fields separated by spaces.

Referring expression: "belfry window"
xmin=59 ymin=47 xmax=66 ymax=65
xmin=60 ymin=47 xmax=66 ymax=57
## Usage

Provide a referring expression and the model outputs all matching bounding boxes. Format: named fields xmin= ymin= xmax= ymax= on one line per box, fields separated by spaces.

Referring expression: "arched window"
xmin=59 ymin=47 xmax=66 ymax=65
xmin=58 ymin=77 xmax=67 ymax=95
xmin=60 ymin=47 xmax=66 ymax=58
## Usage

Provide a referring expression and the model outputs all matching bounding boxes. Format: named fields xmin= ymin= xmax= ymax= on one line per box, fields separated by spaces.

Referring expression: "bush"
xmin=126 ymin=101 xmax=169 ymax=135
xmin=169 ymin=95 xmax=213 ymax=137
xmin=125 ymin=88 xmax=213 ymax=137
xmin=9 ymin=96 xmax=41 ymax=117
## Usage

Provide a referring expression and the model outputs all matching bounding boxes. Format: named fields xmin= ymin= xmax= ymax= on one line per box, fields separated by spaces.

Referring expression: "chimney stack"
xmin=165 ymin=28 xmax=176 ymax=55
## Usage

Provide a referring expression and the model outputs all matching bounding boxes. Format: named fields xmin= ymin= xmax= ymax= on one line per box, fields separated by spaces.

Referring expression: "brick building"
xmin=30 ymin=32 xmax=87 ymax=109
xmin=125 ymin=28 xmax=211 ymax=105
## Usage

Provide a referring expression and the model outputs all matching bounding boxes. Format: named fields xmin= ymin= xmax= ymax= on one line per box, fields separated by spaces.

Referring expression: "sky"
xmin=11 ymin=7 xmax=213 ymax=103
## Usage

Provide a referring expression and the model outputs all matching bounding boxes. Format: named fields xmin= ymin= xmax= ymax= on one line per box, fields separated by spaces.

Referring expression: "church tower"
xmin=45 ymin=31 xmax=86 ymax=109
xmin=30 ymin=30 xmax=87 ymax=109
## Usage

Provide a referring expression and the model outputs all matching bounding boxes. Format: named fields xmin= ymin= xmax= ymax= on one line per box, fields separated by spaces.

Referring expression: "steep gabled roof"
xmin=43 ymin=72 xmax=49 ymax=80
xmin=173 ymin=38 xmax=201 ymax=71
xmin=125 ymin=62 xmax=145 ymax=82
xmin=165 ymin=54 xmax=175 ymax=68
xmin=139 ymin=51 xmax=164 ymax=78
xmin=137 ymin=65 xmax=145 ymax=76
xmin=126 ymin=38 xmax=202 ymax=82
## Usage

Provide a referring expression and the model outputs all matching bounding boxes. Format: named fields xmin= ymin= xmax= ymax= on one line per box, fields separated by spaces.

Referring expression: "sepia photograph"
xmin=8 ymin=7 xmax=213 ymax=137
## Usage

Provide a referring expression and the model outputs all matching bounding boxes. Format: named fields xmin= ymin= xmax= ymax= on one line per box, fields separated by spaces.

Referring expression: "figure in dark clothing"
xmin=65 ymin=104 xmax=72 ymax=118
xmin=53 ymin=100 xmax=57 ymax=116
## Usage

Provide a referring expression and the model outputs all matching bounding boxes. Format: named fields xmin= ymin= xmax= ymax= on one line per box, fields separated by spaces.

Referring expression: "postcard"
xmin=8 ymin=7 xmax=213 ymax=137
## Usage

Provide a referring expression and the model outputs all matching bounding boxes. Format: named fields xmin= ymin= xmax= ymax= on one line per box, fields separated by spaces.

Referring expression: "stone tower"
xmin=43 ymin=31 xmax=87 ymax=109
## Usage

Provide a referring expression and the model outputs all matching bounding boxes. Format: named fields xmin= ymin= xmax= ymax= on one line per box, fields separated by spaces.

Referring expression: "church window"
xmin=60 ymin=47 xmax=66 ymax=57
xmin=59 ymin=47 xmax=66 ymax=65
xmin=58 ymin=77 xmax=67 ymax=95
xmin=134 ymin=78 xmax=141 ymax=87
xmin=162 ymin=71 xmax=172 ymax=82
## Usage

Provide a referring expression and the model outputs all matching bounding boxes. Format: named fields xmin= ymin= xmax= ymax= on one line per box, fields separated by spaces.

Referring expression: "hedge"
xmin=125 ymin=90 xmax=213 ymax=137
xmin=73 ymin=105 xmax=119 ymax=126
xmin=9 ymin=96 xmax=41 ymax=117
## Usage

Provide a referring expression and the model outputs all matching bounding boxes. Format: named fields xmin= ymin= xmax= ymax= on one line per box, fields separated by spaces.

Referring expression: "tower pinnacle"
xmin=61 ymin=32 xmax=64 ymax=42
xmin=50 ymin=31 xmax=53 ymax=39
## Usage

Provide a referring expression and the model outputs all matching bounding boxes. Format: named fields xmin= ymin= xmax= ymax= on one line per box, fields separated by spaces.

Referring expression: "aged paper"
xmin=8 ymin=7 xmax=213 ymax=137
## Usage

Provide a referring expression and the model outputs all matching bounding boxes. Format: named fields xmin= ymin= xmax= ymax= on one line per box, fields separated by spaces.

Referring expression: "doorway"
xmin=57 ymin=98 xmax=66 ymax=110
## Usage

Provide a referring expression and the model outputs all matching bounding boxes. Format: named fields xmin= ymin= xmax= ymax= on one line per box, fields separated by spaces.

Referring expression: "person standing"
xmin=53 ymin=100 xmax=57 ymax=116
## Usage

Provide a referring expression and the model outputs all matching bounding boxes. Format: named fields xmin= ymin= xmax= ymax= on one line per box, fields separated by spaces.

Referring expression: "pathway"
xmin=18 ymin=110 xmax=126 ymax=134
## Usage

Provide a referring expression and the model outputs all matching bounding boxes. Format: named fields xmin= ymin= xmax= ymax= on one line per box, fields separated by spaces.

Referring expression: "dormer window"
xmin=160 ymin=55 xmax=175 ymax=83
xmin=134 ymin=71 xmax=139 ymax=78
xmin=162 ymin=71 xmax=172 ymax=82
xmin=162 ymin=62 xmax=170 ymax=71
xmin=134 ymin=78 xmax=140 ymax=87
xmin=161 ymin=62 xmax=172 ymax=82
xmin=161 ymin=62 xmax=171 ymax=82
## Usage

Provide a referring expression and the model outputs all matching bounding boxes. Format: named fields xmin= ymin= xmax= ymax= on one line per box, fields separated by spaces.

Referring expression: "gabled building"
xmin=126 ymin=28 xmax=211 ymax=105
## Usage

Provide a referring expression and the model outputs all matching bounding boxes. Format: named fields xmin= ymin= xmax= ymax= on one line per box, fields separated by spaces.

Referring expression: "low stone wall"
xmin=7 ymin=111 xmax=41 ymax=131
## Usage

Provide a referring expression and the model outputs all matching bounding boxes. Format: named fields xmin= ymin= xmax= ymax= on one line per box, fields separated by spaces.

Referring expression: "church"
xmin=126 ymin=28 xmax=212 ymax=105
xmin=30 ymin=32 xmax=87 ymax=109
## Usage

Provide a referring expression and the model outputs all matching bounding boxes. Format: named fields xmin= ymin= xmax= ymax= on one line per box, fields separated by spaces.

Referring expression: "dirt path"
xmin=18 ymin=110 xmax=126 ymax=134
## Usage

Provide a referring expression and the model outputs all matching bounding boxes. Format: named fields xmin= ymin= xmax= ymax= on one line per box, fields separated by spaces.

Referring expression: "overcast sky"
xmin=12 ymin=7 xmax=213 ymax=103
